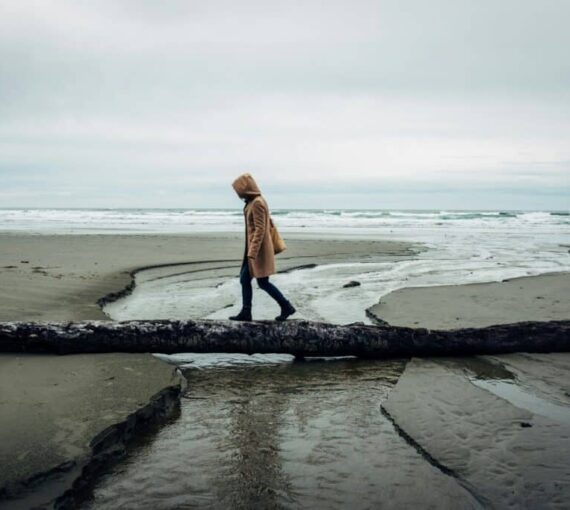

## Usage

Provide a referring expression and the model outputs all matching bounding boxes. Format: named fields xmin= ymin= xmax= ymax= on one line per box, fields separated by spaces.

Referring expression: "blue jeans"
xmin=240 ymin=262 xmax=288 ymax=309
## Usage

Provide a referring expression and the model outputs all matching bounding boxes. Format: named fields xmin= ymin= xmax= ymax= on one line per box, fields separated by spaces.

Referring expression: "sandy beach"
xmin=0 ymin=232 xmax=418 ymax=508
xmin=374 ymin=271 xmax=570 ymax=508
xmin=2 ymin=0 xmax=568 ymax=506
xmin=0 ymin=353 xmax=184 ymax=509
xmin=368 ymin=272 xmax=570 ymax=329
xmin=0 ymin=232 xmax=417 ymax=322
xmin=1 ymin=231 xmax=569 ymax=508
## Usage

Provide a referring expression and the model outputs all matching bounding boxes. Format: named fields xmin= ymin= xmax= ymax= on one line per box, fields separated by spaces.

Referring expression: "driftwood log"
xmin=0 ymin=319 xmax=569 ymax=358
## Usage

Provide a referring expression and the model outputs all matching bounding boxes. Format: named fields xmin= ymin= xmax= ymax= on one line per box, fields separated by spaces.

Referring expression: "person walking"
xmin=229 ymin=173 xmax=296 ymax=321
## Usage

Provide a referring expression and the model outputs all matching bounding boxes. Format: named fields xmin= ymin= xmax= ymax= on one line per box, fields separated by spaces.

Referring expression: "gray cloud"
xmin=0 ymin=0 xmax=568 ymax=209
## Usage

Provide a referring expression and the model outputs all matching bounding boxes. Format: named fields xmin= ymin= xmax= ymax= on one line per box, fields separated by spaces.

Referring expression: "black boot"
xmin=275 ymin=301 xmax=296 ymax=321
xmin=229 ymin=307 xmax=252 ymax=321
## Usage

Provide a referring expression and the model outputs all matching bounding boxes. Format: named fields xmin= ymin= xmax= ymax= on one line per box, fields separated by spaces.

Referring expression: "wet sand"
xmin=368 ymin=272 xmax=570 ymax=329
xmin=376 ymin=275 xmax=570 ymax=508
xmin=81 ymin=264 xmax=569 ymax=508
xmin=382 ymin=356 xmax=570 ymax=508
xmin=0 ymin=353 xmax=185 ymax=509
xmin=84 ymin=360 xmax=482 ymax=510
xmin=1 ymin=232 xmax=569 ymax=508
xmin=0 ymin=233 xmax=417 ymax=322
xmin=0 ymin=232 xmax=418 ymax=507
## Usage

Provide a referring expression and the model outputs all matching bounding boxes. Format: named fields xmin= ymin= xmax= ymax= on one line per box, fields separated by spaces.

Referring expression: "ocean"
xmin=1 ymin=208 xmax=569 ymax=236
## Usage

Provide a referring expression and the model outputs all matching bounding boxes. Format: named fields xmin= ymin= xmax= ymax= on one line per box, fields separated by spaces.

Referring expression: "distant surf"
xmin=0 ymin=208 xmax=568 ymax=235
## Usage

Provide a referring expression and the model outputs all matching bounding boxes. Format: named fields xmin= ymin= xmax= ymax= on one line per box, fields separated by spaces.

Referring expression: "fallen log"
xmin=0 ymin=319 xmax=569 ymax=358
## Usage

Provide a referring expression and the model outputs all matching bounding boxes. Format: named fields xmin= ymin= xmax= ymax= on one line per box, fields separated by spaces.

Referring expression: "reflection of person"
xmin=230 ymin=173 xmax=296 ymax=321
xmin=214 ymin=367 xmax=293 ymax=507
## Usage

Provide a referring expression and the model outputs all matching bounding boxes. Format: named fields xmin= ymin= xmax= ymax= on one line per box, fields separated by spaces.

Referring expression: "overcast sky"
xmin=0 ymin=0 xmax=568 ymax=209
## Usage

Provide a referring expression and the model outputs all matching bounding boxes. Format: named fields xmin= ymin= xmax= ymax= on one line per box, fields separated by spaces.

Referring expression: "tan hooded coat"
xmin=232 ymin=173 xmax=276 ymax=278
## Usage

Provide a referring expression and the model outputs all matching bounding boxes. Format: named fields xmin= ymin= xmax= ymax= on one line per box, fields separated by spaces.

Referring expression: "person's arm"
xmin=247 ymin=200 xmax=267 ymax=259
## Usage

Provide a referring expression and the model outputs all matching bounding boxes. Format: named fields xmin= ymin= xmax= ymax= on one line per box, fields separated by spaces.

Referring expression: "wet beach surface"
xmin=81 ymin=351 xmax=570 ymax=509
xmin=82 ymin=263 xmax=570 ymax=509
xmin=0 ymin=224 xmax=568 ymax=508
xmin=382 ymin=355 xmax=570 ymax=509
xmin=82 ymin=359 xmax=480 ymax=510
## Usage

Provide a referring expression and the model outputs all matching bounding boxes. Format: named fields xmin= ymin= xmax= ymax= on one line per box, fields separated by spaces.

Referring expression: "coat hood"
xmin=232 ymin=173 xmax=262 ymax=199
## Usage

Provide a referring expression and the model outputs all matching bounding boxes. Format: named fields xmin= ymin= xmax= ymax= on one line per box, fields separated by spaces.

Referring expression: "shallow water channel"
xmin=82 ymin=359 xmax=476 ymax=509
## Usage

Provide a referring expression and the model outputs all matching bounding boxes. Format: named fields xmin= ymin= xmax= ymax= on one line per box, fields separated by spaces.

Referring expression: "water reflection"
xmin=213 ymin=368 xmax=294 ymax=508
xmin=440 ymin=355 xmax=570 ymax=425
xmin=438 ymin=356 xmax=515 ymax=381
xmin=83 ymin=360 xmax=480 ymax=510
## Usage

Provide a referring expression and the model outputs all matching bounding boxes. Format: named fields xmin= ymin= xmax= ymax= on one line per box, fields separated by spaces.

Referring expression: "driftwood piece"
xmin=0 ymin=319 xmax=569 ymax=358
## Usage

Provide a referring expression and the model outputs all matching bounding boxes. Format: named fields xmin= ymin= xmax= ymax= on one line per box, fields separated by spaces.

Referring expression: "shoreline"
xmin=0 ymin=232 xmax=420 ymax=322
xmin=1 ymin=232 xmax=568 ymax=507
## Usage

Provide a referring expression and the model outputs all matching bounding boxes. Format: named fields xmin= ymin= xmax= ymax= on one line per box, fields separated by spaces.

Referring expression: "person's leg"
xmin=256 ymin=277 xmax=287 ymax=306
xmin=230 ymin=263 xmax=253 ymax=321
xmin=240 ymin=263 xmax=253 ymax=309
xmin=257 ymin=277 xmax=296 ymax=321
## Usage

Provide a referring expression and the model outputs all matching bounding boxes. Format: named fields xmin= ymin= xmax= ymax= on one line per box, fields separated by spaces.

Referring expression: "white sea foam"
xmin=1 ymin=208 xmax=568 ymax=235
xmin=96 ymin=208 xmax=570 ymax=331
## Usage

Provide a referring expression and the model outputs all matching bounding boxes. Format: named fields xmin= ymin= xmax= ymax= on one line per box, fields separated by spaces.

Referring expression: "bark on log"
xmin=0 ymin=319 xmax=569 ymax=358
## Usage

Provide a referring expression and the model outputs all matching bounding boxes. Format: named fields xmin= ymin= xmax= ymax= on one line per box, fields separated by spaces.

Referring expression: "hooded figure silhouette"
xmin=230 ymin=173 xmax=296 ymax=321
